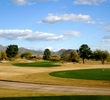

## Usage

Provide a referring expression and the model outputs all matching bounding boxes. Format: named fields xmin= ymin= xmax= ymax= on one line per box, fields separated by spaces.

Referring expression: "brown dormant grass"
xmin=0 ymin=88 xmax=76 ymax=98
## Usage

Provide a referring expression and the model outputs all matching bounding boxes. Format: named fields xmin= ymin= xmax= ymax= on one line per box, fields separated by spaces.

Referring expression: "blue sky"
xmin=0 ymin=0 xmax=110 ymax=51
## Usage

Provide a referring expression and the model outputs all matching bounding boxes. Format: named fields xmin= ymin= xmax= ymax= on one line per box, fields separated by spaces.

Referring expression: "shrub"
xmin=50 ymin=55 xmax=61 ymax=61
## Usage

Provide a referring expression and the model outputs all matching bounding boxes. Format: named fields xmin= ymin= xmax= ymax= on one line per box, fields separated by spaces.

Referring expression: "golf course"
xmin=0 ymin=61 xmax=110 ymax=99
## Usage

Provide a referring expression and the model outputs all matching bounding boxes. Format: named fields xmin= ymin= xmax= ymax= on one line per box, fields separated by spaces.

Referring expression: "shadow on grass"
xmin=0 ymin=96 xmax=110 ymax=100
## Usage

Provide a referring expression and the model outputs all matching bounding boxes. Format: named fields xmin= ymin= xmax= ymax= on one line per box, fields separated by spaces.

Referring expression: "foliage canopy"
xmin=93 ymin=50 xmax=109 ymax=64
xmin=43 ymin=49 xmax=51 ymax=60
xmin=6 ymin=45 xmax=18 ymax=59
xmin=78 ymin=44 xmax=92 ymax=63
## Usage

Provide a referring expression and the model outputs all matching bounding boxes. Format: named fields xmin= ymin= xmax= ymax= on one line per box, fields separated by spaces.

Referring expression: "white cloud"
xmin=13 ymin=0 xmax=58 ymax=5
xmin=40 ymin=13 xmax=101 ymax=24
xmin=0 ymin=29 xmax=81 ymax=42
xmin=73 ymin=0 xmax=108 ymax=5
xmin=0 ymin=29 xmax=31 ymax=40
xmin=42 ymin=13 xmax=92 ymax=23
xmin=0 ymin=29 xmax=65 ymax=41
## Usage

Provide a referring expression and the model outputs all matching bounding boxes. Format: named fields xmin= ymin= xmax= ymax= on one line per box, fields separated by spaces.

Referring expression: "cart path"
xmin=0 ymin=80 xmax=110 ymax=95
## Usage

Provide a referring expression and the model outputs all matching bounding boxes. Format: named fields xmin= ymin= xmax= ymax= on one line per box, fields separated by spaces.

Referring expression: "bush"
xmin=20 ymin=52 xmax=32 ymax=59
xmin=69 ymin=50 xmax=79 ymax=63
xmin=50 ymin=55 xmax=61 ymax=61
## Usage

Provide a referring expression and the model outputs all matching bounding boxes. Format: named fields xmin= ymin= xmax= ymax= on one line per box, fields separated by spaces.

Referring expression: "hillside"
xmin=18 ymin=47 xmax=44 ymax=55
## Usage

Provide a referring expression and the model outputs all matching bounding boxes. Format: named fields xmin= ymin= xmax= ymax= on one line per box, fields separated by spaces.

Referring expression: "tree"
xmin=43 ymin=49 xmax=51 ymax=60
xmin=69 ymin=50 xmax=79 ymax=62
xmin=78 ymin=44 xmax=92 ymax=64
xmin=20 ymin=52 xmax=32 ymax=59
xmin=6 ymin=45 xmax=18 ymax=59
xmin=61 ymin=50 xmax=69 ymax=61
xmin=0 ymin=51 xmax=7 ymax=60
xmin=100 ymin=51 xmax=109 ymax=64
xmin=93 ymin=50 xmax=109 ymax=64
xmin=93 ymin=50 xmax=101 ymax=61
xmin=50 ymin=55 xmax=61 ymax=61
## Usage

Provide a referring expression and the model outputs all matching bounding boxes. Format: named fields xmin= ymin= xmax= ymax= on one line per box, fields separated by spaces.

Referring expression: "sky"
xmin=0 ymin=0 xmax=110 ymax=51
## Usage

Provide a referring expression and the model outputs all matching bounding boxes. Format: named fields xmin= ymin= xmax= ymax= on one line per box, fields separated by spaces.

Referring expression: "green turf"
xmin=13 ymin=62 xmax=60 ymax=67
xmin=0 ymin=96 xmax=110 ymax=100
xmin=49 ymin=68 xmax=110 ymax=80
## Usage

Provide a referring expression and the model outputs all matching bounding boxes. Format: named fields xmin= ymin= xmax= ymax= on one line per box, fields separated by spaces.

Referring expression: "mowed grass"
xmin=13 ymin=62 xmax=60 ymax=67
xmin=0 ymin=96 xmax=110 ymax=100
xmin=50 ymin=68 xmax=110 ymax=81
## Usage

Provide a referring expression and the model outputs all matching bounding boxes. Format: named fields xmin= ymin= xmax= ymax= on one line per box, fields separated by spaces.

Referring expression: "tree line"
xmin=0 ymin=44 xmax=110 ymax=64
xmin=43 ymin=44 xmax=110 ymax=64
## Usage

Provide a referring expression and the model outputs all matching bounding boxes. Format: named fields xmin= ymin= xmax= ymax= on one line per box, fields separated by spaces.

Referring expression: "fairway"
xmin=13 ymin=62 xmax=60 ymax=67
xmin=49 ymin=68 xmax=110 ymax=80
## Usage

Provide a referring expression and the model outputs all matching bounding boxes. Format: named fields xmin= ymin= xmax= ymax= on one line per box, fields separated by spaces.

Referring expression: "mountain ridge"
xmin=0 ymin=44 xmax=70 ymax=55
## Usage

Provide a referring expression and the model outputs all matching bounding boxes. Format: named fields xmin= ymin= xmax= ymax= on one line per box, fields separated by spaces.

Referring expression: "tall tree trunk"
xmin=101 ymin=59 xmax=105 ymax=65
xmin=82 ymin=58 xmax=85 ymax=64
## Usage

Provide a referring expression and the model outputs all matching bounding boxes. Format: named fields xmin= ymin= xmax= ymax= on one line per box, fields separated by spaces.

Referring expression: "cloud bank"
xmin=39 ymin=13 xmax=100 ymax=24
xmin=0 ymin=29 xmax=80 ymax=42
xmin=42 ymin=13 xmax=91 ymax=23
xmin=13 ymin=0 xmax=58 ymax=5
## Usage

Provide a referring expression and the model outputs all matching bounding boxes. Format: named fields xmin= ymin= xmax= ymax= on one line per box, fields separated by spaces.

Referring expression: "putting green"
xmin=49 ymin=68 xmax=110 ymax=80
xmin=13 ymin=62 xmax=60 ymax=67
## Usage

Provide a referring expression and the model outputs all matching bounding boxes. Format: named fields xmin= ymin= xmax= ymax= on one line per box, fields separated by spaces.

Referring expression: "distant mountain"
xmin=0 ymin=44 xmax=73 ymax=55
xmin=19 ymin=47 xmax=43 ymax=55
xmin=52 ymin=49 xmax=66 ymax=55
xmin=0 ymin=45 xmax=43 ymax=55
xmin=0 ymin=45 xmax=6 ymax=51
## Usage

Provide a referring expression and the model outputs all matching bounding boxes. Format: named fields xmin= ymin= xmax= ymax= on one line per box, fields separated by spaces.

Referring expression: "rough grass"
xmin=49 ymin=68 xmax=110 ymax=81
xmin=13 ymin=62 xmax=60 ymax=67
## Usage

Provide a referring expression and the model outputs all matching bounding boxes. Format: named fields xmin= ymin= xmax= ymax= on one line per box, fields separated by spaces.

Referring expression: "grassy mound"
xmin=49 ymin=68 xmax=110 ymax=80
xmin=13 ymin=62 xmax=60 ymax=67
